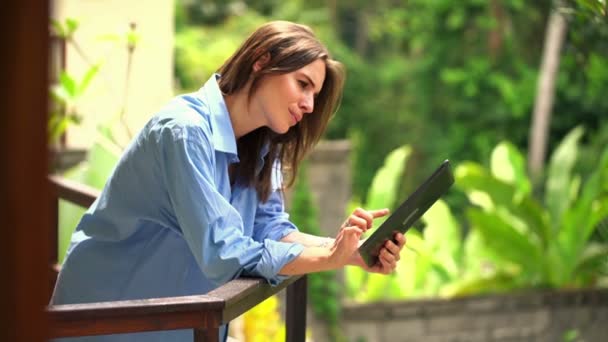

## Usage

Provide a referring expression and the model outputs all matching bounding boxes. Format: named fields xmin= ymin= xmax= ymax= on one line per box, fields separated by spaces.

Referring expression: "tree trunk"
xmin=527 ymin=6 xmax=568 ymax=184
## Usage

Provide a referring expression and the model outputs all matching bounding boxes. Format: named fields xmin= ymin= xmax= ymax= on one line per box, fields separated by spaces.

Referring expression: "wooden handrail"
xmin=48 ymin=276 xmax=302 ymax=338
xmin=48 ymin=175 xmax=99 ymax=207
xmin=46 ymin=175 xmax=307 ymax=342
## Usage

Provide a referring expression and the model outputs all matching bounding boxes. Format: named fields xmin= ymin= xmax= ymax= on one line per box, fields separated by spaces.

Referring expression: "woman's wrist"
xmin=317 ymin=237 xmax=334 ymax=248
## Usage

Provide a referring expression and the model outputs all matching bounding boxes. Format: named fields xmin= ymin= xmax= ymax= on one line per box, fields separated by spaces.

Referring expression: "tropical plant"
xmin=346 ymin=128 xmax=608 ymax=302
xmin=49 ymin=18 xmax=101 ymax=147
xmin=456 ymin=126 xmax=608 ymax=289
xmin=344 ymin=145 xmax=486 ymax=301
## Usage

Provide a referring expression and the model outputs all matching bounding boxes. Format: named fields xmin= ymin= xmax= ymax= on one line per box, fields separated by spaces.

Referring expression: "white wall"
xmin=52 ymin=0 xmax=174 ymax=148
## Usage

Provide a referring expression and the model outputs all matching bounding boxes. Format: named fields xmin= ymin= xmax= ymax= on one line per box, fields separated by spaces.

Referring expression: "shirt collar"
xmin=199 ymin=74 xmax=238 ymax=158
xmin=199 ymin=73 xmax=272 ymax=171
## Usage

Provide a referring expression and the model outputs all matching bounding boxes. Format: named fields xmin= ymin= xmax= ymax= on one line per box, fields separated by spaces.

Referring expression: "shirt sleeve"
xmin=252 ymin=162 xmax=300 ymax=243
xmin=156 ymin=122 xmax=304 ymax=286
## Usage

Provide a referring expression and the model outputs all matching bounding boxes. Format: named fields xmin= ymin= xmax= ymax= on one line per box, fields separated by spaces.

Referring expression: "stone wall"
xmin=293 ymin=139 xmax=352 ymax=342
xmin=285 ymin=139 xmax=352 ymax=237
xmin=306 ymin=139 xmax=352 ymax=237
xmin=342 ymin=288 xmax=608 ymax=342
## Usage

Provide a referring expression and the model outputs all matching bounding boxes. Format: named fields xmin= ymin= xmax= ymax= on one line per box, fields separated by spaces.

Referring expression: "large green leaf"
xmin=490 ymin=141 xmax=531 ymax=200
xmin=467 ymin=208 xmax=542 ymax=277
xmin=395 ymin=229 xmax=426 ymax=297
xmin=573 ymin=243 xmax=608 ymax=282
xmin=455 ymin=162 xmax=516 ymax=210
xmin=545 ymin=126 xmax=584 ymax=226
xmin=558 ymin=148 xmax=608 ymax=265
xmin=422 ymin=200 xmax=462 ymax=278
xmin=463 ymin=230 xmax=511 ymax=277
xmin=77 ymin=64 xmax=101 ymax=97
xmin=59 ymin=71 xmax=77 ymax=99
xmin=365 ymin=145 xmax=411 ymax=215
xmin=457 ymin=161 xmax=550 ymax=246
xmin=508 ymin=196 xmax=551 ymax=248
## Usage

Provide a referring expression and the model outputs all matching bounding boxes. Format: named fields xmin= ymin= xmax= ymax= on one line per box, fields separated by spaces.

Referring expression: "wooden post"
xmin=0 ymin=0 xmax=50 ymax=341
xmin=286 ymin=275 xmax=307 ymax=342
xmin=194 ymin=327 xmax=220 ymax=342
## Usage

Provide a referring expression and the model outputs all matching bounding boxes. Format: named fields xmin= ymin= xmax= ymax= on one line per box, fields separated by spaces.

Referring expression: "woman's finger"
xmin=393 ymin=232 xmax=406 ymax=248
xmin=346 ymin=215 xmax=369 ymax=231
xmin=369 ymin=208 xmax=390 ymax=219
xmin=378 ymin=250 xmax=395 ymax=274
xmin=384 ymin=241 xmax=401 ymax=260
xmin=379 ymin=248 xmax=396 ymax=266
xmin=353 ymin=207 xmax=390 ymax=229
xmin=352 ymin=208 xmax=374 ymax=229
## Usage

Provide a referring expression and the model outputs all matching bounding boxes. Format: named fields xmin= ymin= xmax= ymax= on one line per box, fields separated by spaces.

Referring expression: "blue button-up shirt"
xmin=51 ymin=74 xmax=305 ymax=341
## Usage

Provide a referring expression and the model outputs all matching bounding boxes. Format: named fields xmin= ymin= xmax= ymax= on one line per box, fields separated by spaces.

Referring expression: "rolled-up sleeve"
xmin=156 ymin=123 xmax=303 ymax=286
xmin=252 ymin=184 xmax=299 ymax=243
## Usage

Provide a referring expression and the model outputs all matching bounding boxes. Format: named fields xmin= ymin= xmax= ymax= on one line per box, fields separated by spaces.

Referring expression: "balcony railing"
xmin=46 ymin=175 xmax=307 ymax=342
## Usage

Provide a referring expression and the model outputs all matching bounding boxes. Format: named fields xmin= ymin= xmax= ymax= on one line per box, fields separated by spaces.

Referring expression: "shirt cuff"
xmin=267 ymin=224 xmax=299 ymax=242
xmin=254 ymin=239 xmax=304 ymax=286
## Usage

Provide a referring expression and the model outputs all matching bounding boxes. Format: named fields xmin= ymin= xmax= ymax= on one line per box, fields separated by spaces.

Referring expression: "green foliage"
xmin=174 ymin=12 xmax=266 ymax=92
xmin=365 ymin=146 xmax=412 ymax=213
xmin=48 ymin=18 xmax=102 ymax=147
xmin=457 ymin=126 xmax=608 ymax=289
xmin=289 ymin=165 xmax=343 ymax=341
xmin=49 ymin=65 xmax=100 ymax=145
xmin=51 ymin=18 xmax=79 ymax=39
xmin=332 ymin=0 xmax=550 ymax=202
xmin=346 ymin=145 xmax=473 ymax=301
xmin=346 ymin=129 xmax=608 ymax=302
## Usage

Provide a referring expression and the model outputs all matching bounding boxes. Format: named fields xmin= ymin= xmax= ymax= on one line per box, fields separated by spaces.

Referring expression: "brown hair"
xmin=218 ymin=21 xmax=345 ymax=202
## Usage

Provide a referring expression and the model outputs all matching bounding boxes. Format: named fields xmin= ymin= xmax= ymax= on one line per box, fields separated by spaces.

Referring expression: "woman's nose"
xmin=300 ymin=93 xmax=314 ymax=114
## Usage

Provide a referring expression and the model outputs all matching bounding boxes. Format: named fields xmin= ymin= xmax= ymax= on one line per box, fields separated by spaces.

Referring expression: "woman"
xmin=52 ymin=21 xmax=406 ymax=341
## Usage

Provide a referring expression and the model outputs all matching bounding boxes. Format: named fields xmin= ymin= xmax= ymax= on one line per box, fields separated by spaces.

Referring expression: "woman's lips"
xmin=290 ymin=110 xmax=301 ymax=123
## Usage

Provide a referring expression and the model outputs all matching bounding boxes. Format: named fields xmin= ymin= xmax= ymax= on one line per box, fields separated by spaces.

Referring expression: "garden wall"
xmin=342 ymin=288 xmax=608 ymax=342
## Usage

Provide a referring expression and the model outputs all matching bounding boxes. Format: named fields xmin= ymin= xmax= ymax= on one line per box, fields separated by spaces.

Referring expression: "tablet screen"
xmin=358 ymin=160 xmax=454 ymax=267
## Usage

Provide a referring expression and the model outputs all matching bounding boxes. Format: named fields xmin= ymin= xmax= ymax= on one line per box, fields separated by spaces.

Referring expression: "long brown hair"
xmin=218 ymin=21 xmax=345 ymax=202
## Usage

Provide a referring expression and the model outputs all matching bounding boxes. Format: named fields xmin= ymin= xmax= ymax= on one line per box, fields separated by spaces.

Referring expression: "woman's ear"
xmin=253 ymin=53 xmax=271 ymax=72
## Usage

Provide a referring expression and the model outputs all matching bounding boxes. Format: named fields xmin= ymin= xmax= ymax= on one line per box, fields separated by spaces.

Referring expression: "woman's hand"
xmin=351 ymin=233 xmax=407 ymax=274
xmin=339 ymin=207 xmax=407 ymax=274
xmin=327 ymin=226 xmax=363 ymax=268
xmin=341 ymin=207 xmax=390 ymax=232
xmin=327 ymin=208 xmax=389 ymax=268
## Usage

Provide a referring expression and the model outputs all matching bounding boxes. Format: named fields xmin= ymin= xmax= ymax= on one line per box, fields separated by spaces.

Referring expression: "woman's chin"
xmin=269 ymin=124 xmax=291 ymax=135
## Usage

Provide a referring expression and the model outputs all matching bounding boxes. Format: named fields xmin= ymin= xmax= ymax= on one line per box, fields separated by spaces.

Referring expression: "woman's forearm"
xmin=281 ymin=231 xmax=334 ymax=248
xmin=278 ymin=246 xmax=336 ymax=275
xmin=281 ymin=230 xmax=365 ymax=268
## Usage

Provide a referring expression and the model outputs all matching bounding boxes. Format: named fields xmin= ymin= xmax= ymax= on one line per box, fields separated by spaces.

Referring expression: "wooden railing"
xmin=46 ymin=176 xmax=307 ymax=342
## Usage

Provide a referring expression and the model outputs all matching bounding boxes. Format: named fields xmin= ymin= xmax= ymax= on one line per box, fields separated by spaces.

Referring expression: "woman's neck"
xmin=224 ymin=84 xmax=263 ymax=139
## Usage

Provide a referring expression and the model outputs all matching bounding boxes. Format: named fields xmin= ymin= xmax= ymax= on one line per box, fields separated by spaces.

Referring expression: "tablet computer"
xmin=358 ymin=159 xmax=455 ymax=267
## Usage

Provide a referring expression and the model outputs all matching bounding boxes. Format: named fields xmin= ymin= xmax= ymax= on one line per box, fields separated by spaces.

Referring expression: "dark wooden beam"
xmin=49 ymin=175 xmax=100 ymax=207
xmin=0 ymin=1 xmax=50 ymax=342
xmin=286 ymin=276 xmax=307 ymax=342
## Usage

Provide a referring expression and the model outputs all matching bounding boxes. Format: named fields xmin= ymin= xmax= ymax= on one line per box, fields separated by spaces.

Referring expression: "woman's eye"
xmin=298 ymin=80 xmax=307 ymax=88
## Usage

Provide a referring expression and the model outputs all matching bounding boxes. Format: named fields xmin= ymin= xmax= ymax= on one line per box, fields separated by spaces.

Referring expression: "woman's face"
xmin=251 ymin=59 xmax=326 ymax=134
